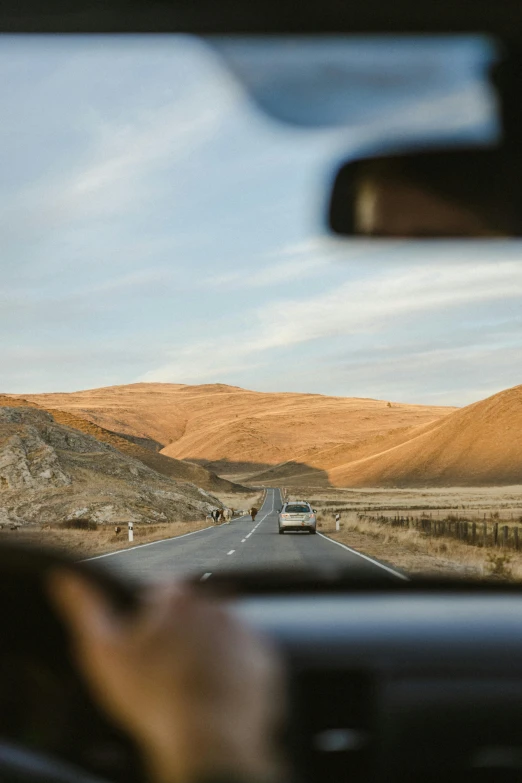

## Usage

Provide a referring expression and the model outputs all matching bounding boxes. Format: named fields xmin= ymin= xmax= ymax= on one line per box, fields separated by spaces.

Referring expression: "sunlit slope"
xmin=247 ymin=419 xmax=442 ymax=485
xmin=327 ymin=384 xmax=522 ymax=487
xmin=20 ymin=383 xmax=454 ymax=477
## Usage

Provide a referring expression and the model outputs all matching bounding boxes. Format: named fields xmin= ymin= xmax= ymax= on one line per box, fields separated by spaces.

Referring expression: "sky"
xmin=1 ymin=34 xmax=521 ymax=406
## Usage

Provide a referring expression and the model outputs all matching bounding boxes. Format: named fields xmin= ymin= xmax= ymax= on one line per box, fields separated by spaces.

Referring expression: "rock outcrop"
xmin=0 ymin=405 xmax=221 ymax=527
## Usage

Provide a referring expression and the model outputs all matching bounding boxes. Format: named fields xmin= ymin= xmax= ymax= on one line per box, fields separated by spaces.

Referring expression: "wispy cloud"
xmin=252 ymin=258 xmax=522 ymax=350
xmin=141 ymin=257 xmax=522 ymax=385
xmin=204 ymin=238 xmax=330 ymax=289
xmin=202 ymin=236 xmax=383 ymax=290
xmin=0 ymin=68 xmax=238 ymax=253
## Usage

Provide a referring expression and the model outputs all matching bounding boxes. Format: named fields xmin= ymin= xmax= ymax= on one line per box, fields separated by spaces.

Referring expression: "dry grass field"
xmin=294 ymin=486 xmax=522 ymax=580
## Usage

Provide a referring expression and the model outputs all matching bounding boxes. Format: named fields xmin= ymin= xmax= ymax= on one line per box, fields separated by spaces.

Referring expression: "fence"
xmin=356 ymin=512 xmax=522 ymax=551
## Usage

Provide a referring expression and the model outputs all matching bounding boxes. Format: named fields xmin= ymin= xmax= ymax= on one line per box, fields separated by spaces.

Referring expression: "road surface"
xmin=92 ymin=488 xmax=406 ymax=583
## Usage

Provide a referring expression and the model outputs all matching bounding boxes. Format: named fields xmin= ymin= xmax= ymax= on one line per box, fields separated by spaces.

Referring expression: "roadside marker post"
xmin=335 ymin=513 xmax=340 ymax=532
xmin=128 ymin=521 xmax=134 ymax=543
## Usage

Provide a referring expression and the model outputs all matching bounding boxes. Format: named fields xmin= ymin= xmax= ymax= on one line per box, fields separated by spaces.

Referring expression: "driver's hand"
xmin=49 ymin=572 xmax=285 ymax=783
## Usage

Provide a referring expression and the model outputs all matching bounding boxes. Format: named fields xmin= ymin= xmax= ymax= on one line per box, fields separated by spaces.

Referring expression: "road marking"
xmin=241 ymin=539 xmax=247 ymax=543
xmin=248 ymin=490 xmax=277 ymax=536
xmin=201 ymin=572 xmax=212 ymax=581
xmin=315 ymin=532 xmax=409 ymax=581
xmin=83 ymin=490 xmax=278 ymax=564
xmin=227 ymin=550 xmax=235 ymax=555
xmin=83 ymin=524 xmax=215 ymax=561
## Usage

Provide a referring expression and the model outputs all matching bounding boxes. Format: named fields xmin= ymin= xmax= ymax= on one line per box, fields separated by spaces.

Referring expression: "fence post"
xmin=482 ymin=522 xmax=488 ymax=547
xmin=502 ymin=525 xmax=509 ymax=548
xmin=515 ymin=527 xmax=520 ymax=551
xmin=472 ymin=522 xmax=476 ymax=545
xmin=494 ymin=523 xmax=499 ymax=547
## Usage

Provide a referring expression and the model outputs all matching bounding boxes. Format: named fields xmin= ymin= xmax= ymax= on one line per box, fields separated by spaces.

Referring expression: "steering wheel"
xmin=0 ymin=543 xmax=142 ymax=783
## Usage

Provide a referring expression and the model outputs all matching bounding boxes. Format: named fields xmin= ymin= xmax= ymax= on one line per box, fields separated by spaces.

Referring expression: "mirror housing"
xmin=328 ymin=146 xmax=522 ymax=237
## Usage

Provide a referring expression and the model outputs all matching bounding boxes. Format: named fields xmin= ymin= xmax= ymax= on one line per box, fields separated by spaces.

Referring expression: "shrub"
xmin=485 ymin=552 xmax=513 ymax=579
xmin=61 ymin=519 xmax=98 ymax=531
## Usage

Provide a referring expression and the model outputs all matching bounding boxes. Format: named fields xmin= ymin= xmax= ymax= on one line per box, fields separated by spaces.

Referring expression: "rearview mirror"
xmin=328 ymin=147 xmax=522 ymax=237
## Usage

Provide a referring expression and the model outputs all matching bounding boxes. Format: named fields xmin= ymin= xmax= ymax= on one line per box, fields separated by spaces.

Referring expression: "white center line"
xmin=201 ymin=572 xmax=212 ymax=581
xmin=241 ymin=538 xmax=247 ymax=543
xmin=227 ymin=550 xmax=235 ymax=555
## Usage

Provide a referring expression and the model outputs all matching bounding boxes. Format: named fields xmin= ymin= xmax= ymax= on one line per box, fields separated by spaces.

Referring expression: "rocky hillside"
xmin=0 ymin=395 xmax=243 ymax=494
xmin=0 ymin=405 xmax=222 ymax=528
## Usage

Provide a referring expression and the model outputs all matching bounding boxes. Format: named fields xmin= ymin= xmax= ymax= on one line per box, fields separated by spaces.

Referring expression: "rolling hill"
xmin=18 ymin=383 xmax=455 ymax=484
xmin=326 ymin=383 xmax=522 ymax=487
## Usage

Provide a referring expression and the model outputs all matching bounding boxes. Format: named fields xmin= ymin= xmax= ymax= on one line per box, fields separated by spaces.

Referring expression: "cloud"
xmin=140 ymin=256 xmax=522 ymax=386
xmin=204 ymin=239 xmax=330 ymax=289
xmin=204 ymin=256 xmax=326 ymax=289
xmin=0 ymin=69 xmax=238 ymax=255
xmin=202 ymin=236 xmax=383 ymax=290
xmin=249 ymin=258 xmax=522 ymax=350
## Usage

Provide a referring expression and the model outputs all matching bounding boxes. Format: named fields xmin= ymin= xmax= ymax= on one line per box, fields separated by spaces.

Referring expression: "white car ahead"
xmin=278 ymin=501 xmax=317 ymax=534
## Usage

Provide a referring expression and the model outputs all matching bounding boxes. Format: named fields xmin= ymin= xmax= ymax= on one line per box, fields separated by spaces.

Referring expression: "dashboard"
xmin=236 ymin=592 xmax=522 ymax=783
xmin=2 ymin=544 xmax=522 ymax=783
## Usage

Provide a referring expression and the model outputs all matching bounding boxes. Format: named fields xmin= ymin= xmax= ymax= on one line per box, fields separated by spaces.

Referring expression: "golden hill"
xmin=19 ymin=383 xmax=455 ymax=482
xmin=325 ymin=383 xmax=522 ymax=487
xmin=0 ymin=394 xmax=242 ymax=494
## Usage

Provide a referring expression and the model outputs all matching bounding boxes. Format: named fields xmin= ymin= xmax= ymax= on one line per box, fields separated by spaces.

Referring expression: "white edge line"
xmin=227 ymin=550 xmax=235 ymax=555
xmin=201 ymin=572 xmax=212 ymax=581
xmin=84 ymin=490 xmax=274 ymax=564
xmin=316 ymin=532 xmax=409 ymax=581
xmin=83 ymin=524 xmax=215 ymax=562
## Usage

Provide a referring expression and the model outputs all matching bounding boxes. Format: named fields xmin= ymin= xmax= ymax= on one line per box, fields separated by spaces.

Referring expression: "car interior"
xmin=2 ymin=2 xmax=522 ymax=783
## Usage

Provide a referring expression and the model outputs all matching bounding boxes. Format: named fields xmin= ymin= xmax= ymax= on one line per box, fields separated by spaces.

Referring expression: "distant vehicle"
xmin=278 ymin=502 xmax=317 ymax=534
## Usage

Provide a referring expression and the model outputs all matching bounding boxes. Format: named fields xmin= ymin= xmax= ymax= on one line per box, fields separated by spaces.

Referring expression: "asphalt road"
xmin=92 ymin=488 xmax=406 ymax=583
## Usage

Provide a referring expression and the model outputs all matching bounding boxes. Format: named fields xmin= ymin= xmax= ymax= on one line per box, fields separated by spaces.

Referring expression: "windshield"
xmin=1 ymin=34 xmax=521 ymax=583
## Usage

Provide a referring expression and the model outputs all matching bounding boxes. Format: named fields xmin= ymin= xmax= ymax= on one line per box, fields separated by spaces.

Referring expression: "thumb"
xmin=48 ymin=570 xmax=120 ymax=645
